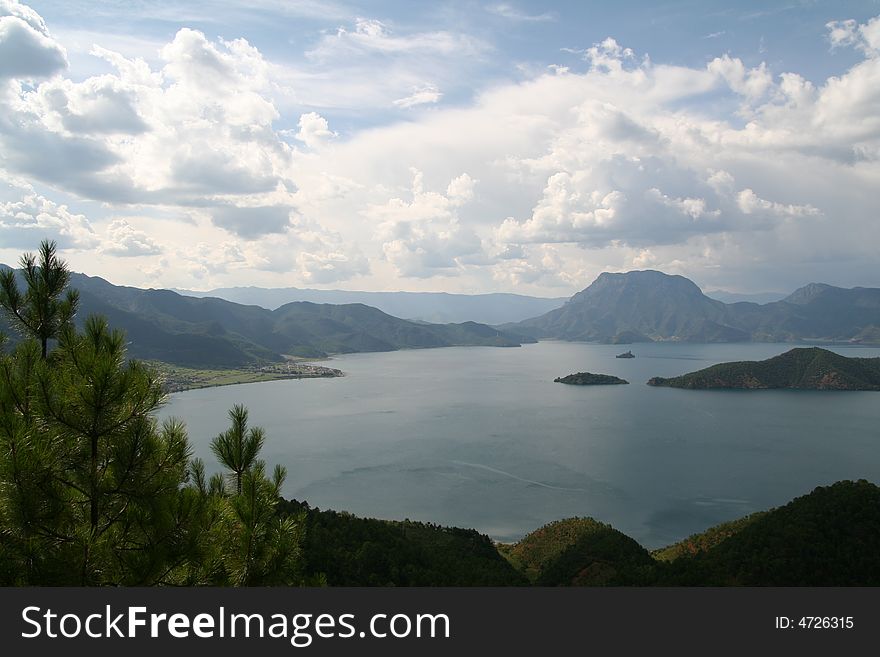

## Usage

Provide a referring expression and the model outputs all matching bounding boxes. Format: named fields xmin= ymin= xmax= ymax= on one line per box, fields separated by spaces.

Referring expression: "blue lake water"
xmin=158 ymin=341 xmax=880 ymax=548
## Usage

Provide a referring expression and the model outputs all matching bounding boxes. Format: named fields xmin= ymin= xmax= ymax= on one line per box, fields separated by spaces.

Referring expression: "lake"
xmin=158 ymin=342 xmax=880 ymax=549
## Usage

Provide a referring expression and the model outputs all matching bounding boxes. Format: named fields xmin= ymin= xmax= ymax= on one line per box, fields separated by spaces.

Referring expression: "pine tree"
xmin=0 ymin=243 xmax=304 ymax=586
xmin=0 ymin=316 xmax=204 ymax=584
xmin=211 ymin=404 xmax=265 ymax=495
xmin=207 ymin=408 xmax=304 ymax=585
xmin=0 ymin=240 xmax=79 ymax=359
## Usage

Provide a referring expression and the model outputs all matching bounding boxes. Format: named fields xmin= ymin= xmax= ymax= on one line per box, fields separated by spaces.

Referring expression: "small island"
xmin=555 ymin=372 xmax=629 ymax=385
xmin=647 ymin=347 xmax=880 ymax=390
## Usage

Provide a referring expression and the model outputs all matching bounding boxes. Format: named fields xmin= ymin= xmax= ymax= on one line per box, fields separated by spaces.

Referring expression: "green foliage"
xmin=277 ymin=500 xmax=527 ymax=586
xmin=657 ymin=480 xmax=880 ymax=585
xmin=0 ymin=240 xmax=79 ymax=358
xmin=193 ymin=408 xmax=305 ymax=586
xmin=500 ymin=517 xmax=655 ymax=585
xmin=211 ymin=405 xmax=265 ymax=495
xmin=0 ymin=318 xmax=200 ymax=584
xmin=0 ymin=242 xmax=304 ymax=586
xmin=651 ymin=512 xmax=767 ymax=562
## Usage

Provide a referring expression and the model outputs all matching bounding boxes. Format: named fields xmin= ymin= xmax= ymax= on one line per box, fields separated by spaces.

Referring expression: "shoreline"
xmin=148 ymin=360 xmax=345 ymax=393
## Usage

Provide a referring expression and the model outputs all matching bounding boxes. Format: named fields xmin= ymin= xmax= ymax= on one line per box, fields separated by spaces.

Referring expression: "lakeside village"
xmin=158 ymin=360 xmax=344 ymax=393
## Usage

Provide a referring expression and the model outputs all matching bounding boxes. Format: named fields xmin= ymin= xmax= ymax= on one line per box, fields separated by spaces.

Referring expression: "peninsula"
xmin=647 ymin=347 xmax=880 ymax=390
xmin=153 ymin=360 xmax=344 ymax=393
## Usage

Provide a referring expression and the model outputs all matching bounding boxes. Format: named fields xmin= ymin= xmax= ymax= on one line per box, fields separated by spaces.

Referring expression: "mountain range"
xmin=3 ymin=265 xmax=879 ymax=369
xmin=507 ymin=270 xmax=880 ymax=345
xmin=0 ymin=267 xmax=530 ymax=367
xmin=176 ymin=286 xmax=567 ymax=325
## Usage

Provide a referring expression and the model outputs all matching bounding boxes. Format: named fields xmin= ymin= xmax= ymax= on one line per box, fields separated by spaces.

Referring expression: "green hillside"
xmin=1 ymin=266 xmax=528 ymax=368
xmin=651 ymin=513 xmax=767 ymax=562
xmin=498 ymin=517 xmax=654 ymax=585
xmin=658 ymin=480 xmax=880 ymax=585
xmin=498 ymin=480 xmax=880 ymax=586
xmin=647 ymin=347 xmax=880 ymax=390
xmin=277 ymin=500 xmax=527 ymax=586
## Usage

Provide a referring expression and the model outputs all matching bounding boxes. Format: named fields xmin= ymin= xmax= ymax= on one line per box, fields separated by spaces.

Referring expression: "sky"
xmin=1 ymin=1 xmax=879 ymax=297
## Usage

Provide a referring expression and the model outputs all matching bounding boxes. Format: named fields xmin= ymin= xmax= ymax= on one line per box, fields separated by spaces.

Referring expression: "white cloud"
xmin=736 ymin=189 xmax=820 ymax=217
xmin=392 ymin=84 xmax=442 ymax=108
xmin=297 ymin=249 xmax=369 ymax=284
xmin=0 ymin=1 xmax=67 ymax=80
xmin=295 ymin=111 xmax=336 ymax=149
xmin=707 ymin=54 xmax=773 ymax=102
xmin=445 ymin=173 xmax=476 ymax=204
xmin=827 ymin=16 xmax=880 ymax=57
xmin=0 ymin=186 xmax=98 ymax=250
xmin=1 ymin=25 xmax=295 ymax=233
xmin=487 ymin=4 xmax=555 ymax=22
xmin=2 ymin=4 xmax=880 ymax=295
xmin=369 ymin=171 xmax=485 ymax=277
xmin=100 ymin=218 xmax=162 ymax=256
xmin=646 ymin=188 xmax=718 ymax=220
xmin=309 ymin=18 xmax=484 ymax=60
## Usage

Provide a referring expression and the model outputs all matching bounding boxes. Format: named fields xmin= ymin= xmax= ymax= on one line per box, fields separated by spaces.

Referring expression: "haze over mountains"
xmin=176 ymin=286 xmax=567 ymax=325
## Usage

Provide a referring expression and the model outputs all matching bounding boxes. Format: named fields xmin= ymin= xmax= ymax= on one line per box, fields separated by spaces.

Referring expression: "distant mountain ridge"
xmin=508 ymin=270 xmax=880 ymax=345
xmin=176 ymin=286 xmax=567 ymax=325
xmin=0 ymin=266 xmax=530 ymax=368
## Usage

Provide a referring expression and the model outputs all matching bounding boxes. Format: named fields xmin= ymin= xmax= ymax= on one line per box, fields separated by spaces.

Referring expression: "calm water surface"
xmin=159 ymin=342 xmax=880 ymax=548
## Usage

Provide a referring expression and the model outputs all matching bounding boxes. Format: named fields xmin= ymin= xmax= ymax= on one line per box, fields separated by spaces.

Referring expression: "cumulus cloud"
xmin=0 ymin=187 xmax=98 ymax=250
xmin=369 ymin=171 xmax=485 ymax=277
xmin=295 ymin=112 xmax=336 ymax=149
xmin=192 ymin=220 xmax=370 ymax=285
xmin=99 ymin=218 xmax=162 ymax=256
xmin=707 ymin=54 xmax=773 ymax=102
xmin=2 ymin=3 xmax=880 ymax=295
xmin=0 ymin=24 xmax=291 ymax=215
xmin=827 ymin=16 xmax=880 ymax=56
xmin=31 ymin=76 xmax=148 ymax=135
xmin=0 ymin=1 xmax=67 ymax=79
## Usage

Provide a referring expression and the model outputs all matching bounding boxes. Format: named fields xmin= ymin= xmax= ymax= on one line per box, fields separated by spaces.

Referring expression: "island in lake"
xmin=554 ymin=372 xmax=629 ymax=385
xmin=647 ymin=347 xmax=880 ymax=390
xmin=616 ymin=350 xmax=635 ymax=359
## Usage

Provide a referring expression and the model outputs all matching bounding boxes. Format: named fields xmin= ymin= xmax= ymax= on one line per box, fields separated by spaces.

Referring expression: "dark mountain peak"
xmin=783 ymin=282 xmax=838 ymax=305
xmin=570 ymin=270 xmax=704 ymax=305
